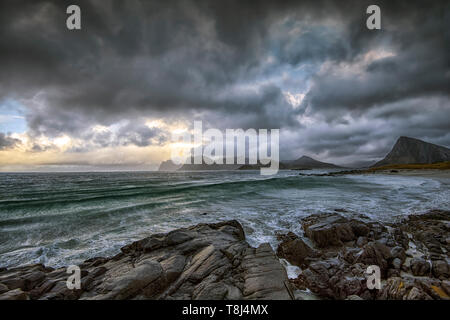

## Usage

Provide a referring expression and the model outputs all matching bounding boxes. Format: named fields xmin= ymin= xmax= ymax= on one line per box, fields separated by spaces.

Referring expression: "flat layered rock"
xmin=0 ymin=220 xmax=293 ymax=300
xmin=241 ymin=243 xmax=293 ymax=300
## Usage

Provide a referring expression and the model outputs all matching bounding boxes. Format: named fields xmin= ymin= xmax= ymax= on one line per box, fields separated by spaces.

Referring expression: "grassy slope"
xmin=368 ymin=161 xmax=450 ymax=171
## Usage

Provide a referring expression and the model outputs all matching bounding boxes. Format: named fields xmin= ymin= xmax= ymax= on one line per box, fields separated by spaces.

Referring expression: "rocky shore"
xmin=0 ymin=210 xmax=449 ymax=300
xmin=279 ymin=209 xmax=450 ymax=300
xmin=0 ymin=220 xmax=293 ymax=300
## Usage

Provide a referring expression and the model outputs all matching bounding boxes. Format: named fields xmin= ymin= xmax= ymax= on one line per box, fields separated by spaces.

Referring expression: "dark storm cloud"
xmin=115 ymin=121 xmax=166 ymax=147
xmin=0 ymin=133 xmax=20 ymax=150
xmin=0 ymin=1 xmax=383 ymax=119
xmin=65 ymin=120 xmax=168 ymax=152
xmin=301 ymin=1 xmax=449 ymax=118
xmin=0 ymin=0 xmax=448 ymax=162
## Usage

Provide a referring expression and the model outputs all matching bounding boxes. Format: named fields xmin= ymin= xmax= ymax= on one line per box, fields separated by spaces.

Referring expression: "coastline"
xmin=0 ymin=209 xmax=449 ymax=300
xmin=376 ymin=169 xmax=450 ymax=179
xmin=298 ymin=168 xmax=450 ymax=180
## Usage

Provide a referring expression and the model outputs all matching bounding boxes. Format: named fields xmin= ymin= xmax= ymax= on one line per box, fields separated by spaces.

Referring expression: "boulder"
xmin=301 ymin=213 xmax=378 ymax=248
xmin=410 ymin=258 xmax=431 ymax=276
xmin=23 ymin=271 xmax=46 ymax=290
xmin=432 ymin=260 xmax=449 ymax=279
xmin=276 ymin=232 xmax=317 ymax=267
xmin=301 ymin=214 xmax=355 ymax=247
xmin=299 ymin=258 xmax=368 ymax=300
xmin=390 ymin=246 xmax=406 ymax=264
xmin=392 ymin=258 xmax=402 ymax=270
xmin=357 ymin=242 xmax=392 ymax=277
xmin=356 ymin=236 xmax=368 ymax=247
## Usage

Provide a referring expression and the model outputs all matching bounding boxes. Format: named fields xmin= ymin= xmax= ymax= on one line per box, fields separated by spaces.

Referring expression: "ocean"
xmin=0 ymin=170 xmax=449 ymax=268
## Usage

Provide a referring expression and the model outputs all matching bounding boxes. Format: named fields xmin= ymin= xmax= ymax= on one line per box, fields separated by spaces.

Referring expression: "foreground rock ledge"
xmin=0 ymin=220 xmax=294 ymax=300
xmin=278 ymin=210 xmax=450 ymax=300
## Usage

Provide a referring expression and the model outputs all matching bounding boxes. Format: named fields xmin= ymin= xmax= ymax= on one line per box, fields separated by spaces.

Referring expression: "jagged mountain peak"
xmin=373 ymin=136 xmax=450 ymax=167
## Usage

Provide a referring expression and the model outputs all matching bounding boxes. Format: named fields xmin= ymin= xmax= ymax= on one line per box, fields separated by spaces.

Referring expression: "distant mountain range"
xmin=158 ymin=155 xmax=341 ymax=171
xmin=372 ymin=136 xmax=450 ymax=167
xmin=158 ymin=136 xmax=450 ymax=171
xmin=282 ymin=155 xmax=341 ymax=169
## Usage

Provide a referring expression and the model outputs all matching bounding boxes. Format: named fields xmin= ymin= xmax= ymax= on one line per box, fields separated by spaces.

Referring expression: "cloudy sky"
xmin=0 ymin=0 xmax=449 ymax=171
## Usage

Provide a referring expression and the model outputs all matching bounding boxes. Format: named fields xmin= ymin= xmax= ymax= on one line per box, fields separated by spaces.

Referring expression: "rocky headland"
xmin=373 ymin=136 xmax=450 ymax=167
xmin=0 ymin=210 xmax=449 ymax=300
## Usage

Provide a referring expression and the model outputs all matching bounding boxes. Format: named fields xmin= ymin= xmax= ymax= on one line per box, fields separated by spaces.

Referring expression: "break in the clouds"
xmin=0 ymin=0 xmax=449 ymax=170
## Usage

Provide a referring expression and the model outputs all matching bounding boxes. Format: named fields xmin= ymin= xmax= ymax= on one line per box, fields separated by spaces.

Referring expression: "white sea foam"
xmin=0 ymin=171 xmax=449 ymax=268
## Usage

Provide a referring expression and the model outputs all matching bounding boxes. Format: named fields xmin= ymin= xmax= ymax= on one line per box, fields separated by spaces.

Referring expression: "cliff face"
xmin=373 ymin=136 xmax=450 ymax=167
